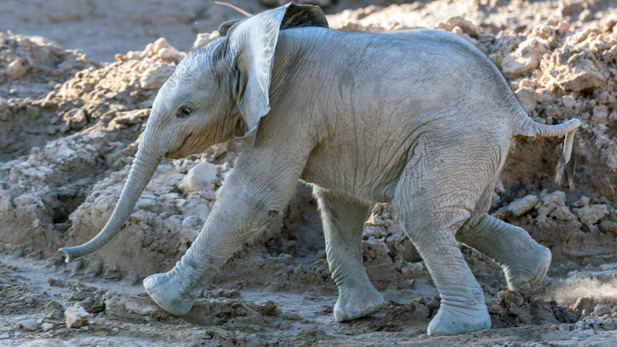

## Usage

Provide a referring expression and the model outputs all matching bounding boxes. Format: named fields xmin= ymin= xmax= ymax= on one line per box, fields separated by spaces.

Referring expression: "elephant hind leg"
xmin=457 ymin=214 xmax=551 ymax=294
xmin=390 ymin=149 xmax=501 ymax=335
xmin=314 ymin=186 xmax=385 ymax=322
xmin=392 ymin=189 xmax=491 ymax=334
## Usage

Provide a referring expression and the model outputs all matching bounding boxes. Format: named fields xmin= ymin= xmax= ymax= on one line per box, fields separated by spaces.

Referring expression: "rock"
xmin=502 ymin=37 xmax=548 ymax=79
xmin=179 ymin=162 xmax=218 ymax=193
xmin=68 ymin=258 xmax=83 ymax=274
xmin=592 ymin=105 xmax=609 ymax=124
xmin=573 ymin=196 xmax=590 ymax=208
xmin=45 ymin=300 xmax=65 ymax=320
xmin=560 ymin=1 xmax=584 ymax=17
xmin=560 ymin=64 xmax=605 ymax=92
xmin=64 ymin=304 xmax=92 ymax=328
xmin=19 ymin=318 xmax=39 ymax=331
xmin=192 ymin=31 xmax=221 ymax=49
xmin=103 ymin=264 xmax=122 ymax=281
xmin=493 ymin=194 xmax=538 ymax=219
xmin=125 ymin=271 xmax=140 ymax=285
xmin=592 ymin=304 xmax=612 ymax=317
xmin=254 ymin=300 xmax=280 ymax=316
xmin=63 ymin=108 xmax=88 ymax=130
xmin=437 ymin=16 xmax=482 ymax=38
xmin=139 ymin=61 xmax=175 ymax=90
xmin=507 ymin=194 xmax=539 ymax=217
xmin=574 ymin=204 xmax=609 ymax=226
xmin=6 ymin=59 xmax=28 ymax=78
xmin=0 ymin=97 xmax=11 ymax=121
xmin=562 ymin=95 xmax=577 ymax=108
xmin=85 ymin=260 xmax=103 ymax=277
xmin=113 ymin=109 xmax=149 ymax=126
xmin=515 ymin=88 xmax=538 ymax=114
xmin=41 ymin=323 xmax=54 ymax=332
xmin=549 ymin=55 xmax=606 ymax=92
xmin=599 ymin=220 xmax=617 ymax=234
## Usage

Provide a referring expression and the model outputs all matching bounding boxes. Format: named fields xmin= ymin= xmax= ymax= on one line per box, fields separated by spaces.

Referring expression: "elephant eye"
xmin=177 ymin=107 xmax=192 ymax=118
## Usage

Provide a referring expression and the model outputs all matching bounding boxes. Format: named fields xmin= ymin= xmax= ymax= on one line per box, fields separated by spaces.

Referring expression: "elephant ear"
xmin=218 ymin=19 xmax=241 ymax=36
xmin=225 ymin=3 xmax=328 ymax=146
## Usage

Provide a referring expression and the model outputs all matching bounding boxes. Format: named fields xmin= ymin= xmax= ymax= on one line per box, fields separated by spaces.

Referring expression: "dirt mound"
xmin=2 ymin=0 xmax=617 ymax=345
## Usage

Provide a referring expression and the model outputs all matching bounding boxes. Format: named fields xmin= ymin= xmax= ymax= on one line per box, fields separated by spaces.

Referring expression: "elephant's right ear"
xmin=225 ymin=3 xmax=327 ymax=146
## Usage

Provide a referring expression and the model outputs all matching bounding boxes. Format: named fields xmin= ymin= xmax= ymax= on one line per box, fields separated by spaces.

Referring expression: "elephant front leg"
xmin=313 ymin=187 xmax=385 ymax=322
xmin=457 ymin=214 xmax=551 ymax=294
xmin=144 ymin=146 xmax=306 ymax=316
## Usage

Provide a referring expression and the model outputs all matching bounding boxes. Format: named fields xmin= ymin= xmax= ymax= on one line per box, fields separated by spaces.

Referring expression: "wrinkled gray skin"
xmin=60 ymin=4 xmax=581 ymax=336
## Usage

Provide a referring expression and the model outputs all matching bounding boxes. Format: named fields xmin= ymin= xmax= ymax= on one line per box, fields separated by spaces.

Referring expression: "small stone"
xmin=592 ymin=304 xmax=612 ymax=318
xmin=179 ymin=162 xmax=219 ymax=193
xmin=561 ymin=1 xmax=583 ymax=16
xmin=9 ymin=88 xmax=18 ymax=95
xmin=600 ymin=220 xmax=617 ymax=234
xmin=103 ymin=265 xmax=122 ymax=281
xmin=68 ymin=258 xmax=83 ymax=274
xmin=574 ymin=204 xmax=609 ymax=226
xmin=573 ymin=196 xmax=590 ymax=208
xmin=85 ymin=260 xmax=103 ymax=277
xmin=507 ymin=194 xmax=538 ymax=217
xmin=0 ymin=97 xmax=11 ymax=121
xmin=64 ymin=304 xmax=92 ymax=328
xmin=139 ymin=61 xmax=175 ymax=90
xmin=41 ymin=323 xmax=54 ymax=332
xmin=0 ymin=332 xmax=8 ymax=339
xmin=45 ymin=300 xmax=65 ymax=320
xmin=558 ymin=59 xmax=606 ymax=92
xmin=562 ymin=95 xmax=576 ymax=108
xmin=436 ymin=16 xmax=482 ymax=37
xmin=192 ymin=31 xmax=221 ymax=49
xmin=125 ymin=271 xmax=140 ymax=285
xmin=254 ymin=300 xmax=280 ymax=316
xmin=6 ymin=59 xmax=28 ymax=78
xmin=592 ymin=105 xmax=609 ymax=124
xmin=515 ymin=88 xmax=537 ymax=114
xmin=19 ymin=318 xmax=39 ymax=331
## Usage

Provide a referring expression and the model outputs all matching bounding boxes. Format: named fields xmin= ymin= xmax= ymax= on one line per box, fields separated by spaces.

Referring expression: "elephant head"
xmin=59 ymin=3 xmax=328 ymax=262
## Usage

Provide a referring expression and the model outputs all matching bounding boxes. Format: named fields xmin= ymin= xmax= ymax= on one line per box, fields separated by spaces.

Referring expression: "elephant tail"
xmin=514 ymin=117 xmax=581 ymax=189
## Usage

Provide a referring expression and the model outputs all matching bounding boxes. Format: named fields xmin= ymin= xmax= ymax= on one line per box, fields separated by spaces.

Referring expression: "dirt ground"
xmin=2 ymin=0 xmax=617 ymax=345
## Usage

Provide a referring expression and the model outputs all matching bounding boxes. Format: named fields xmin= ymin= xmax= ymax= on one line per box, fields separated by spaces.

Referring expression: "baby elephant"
xmin=60 ymin=3 xmax=580 ymax=336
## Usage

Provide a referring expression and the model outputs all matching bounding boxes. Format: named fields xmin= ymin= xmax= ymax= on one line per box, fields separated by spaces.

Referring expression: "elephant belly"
xmin=299 ymin=147 xmax=404 ymax=203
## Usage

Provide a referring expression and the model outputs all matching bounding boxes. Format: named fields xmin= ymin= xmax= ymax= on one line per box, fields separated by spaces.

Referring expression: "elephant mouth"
xmin=166 ymin=134 xmax=193 ymax=159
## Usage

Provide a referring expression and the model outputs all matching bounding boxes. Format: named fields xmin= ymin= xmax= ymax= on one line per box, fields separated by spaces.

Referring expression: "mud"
xmin=2 ymin=0 xmax=617 ymax=345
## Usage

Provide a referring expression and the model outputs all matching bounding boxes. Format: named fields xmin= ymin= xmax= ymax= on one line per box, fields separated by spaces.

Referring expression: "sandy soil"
xmin=2 ymin=0 xmax=617 ymax=345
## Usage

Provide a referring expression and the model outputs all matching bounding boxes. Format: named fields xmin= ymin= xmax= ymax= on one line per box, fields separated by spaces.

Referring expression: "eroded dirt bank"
xmin=2 ymin=0 xmax=617 ymax=345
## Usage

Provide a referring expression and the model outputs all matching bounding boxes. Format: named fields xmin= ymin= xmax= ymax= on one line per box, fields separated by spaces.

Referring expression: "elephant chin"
xmin=59 ymin=150 xmax=161 ymax=262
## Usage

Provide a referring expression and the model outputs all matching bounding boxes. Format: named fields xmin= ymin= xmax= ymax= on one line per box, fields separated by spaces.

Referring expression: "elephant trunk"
xmin=59 ymin=146 xmax=162 ymax=263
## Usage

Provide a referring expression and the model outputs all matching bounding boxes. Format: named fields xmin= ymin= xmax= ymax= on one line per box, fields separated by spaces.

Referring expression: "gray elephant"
xmin=60 ymin=3 xmax=580 ymax=336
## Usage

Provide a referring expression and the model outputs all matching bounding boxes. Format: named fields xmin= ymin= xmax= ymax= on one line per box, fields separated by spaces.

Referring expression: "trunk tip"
xmin=58 ymin=248 xmax=75 ymax=263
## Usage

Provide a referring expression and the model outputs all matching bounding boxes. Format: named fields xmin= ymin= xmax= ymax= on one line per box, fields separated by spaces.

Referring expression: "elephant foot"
xmin=427 ymin=303 xmax=491 ymax=336
xmin=333 ymin=285 xmax=385 ymax=322
xmin=504 ymin=244 xmax=551 ymax=294
xmin=143 ymin=272 xmax=195 ymax=316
